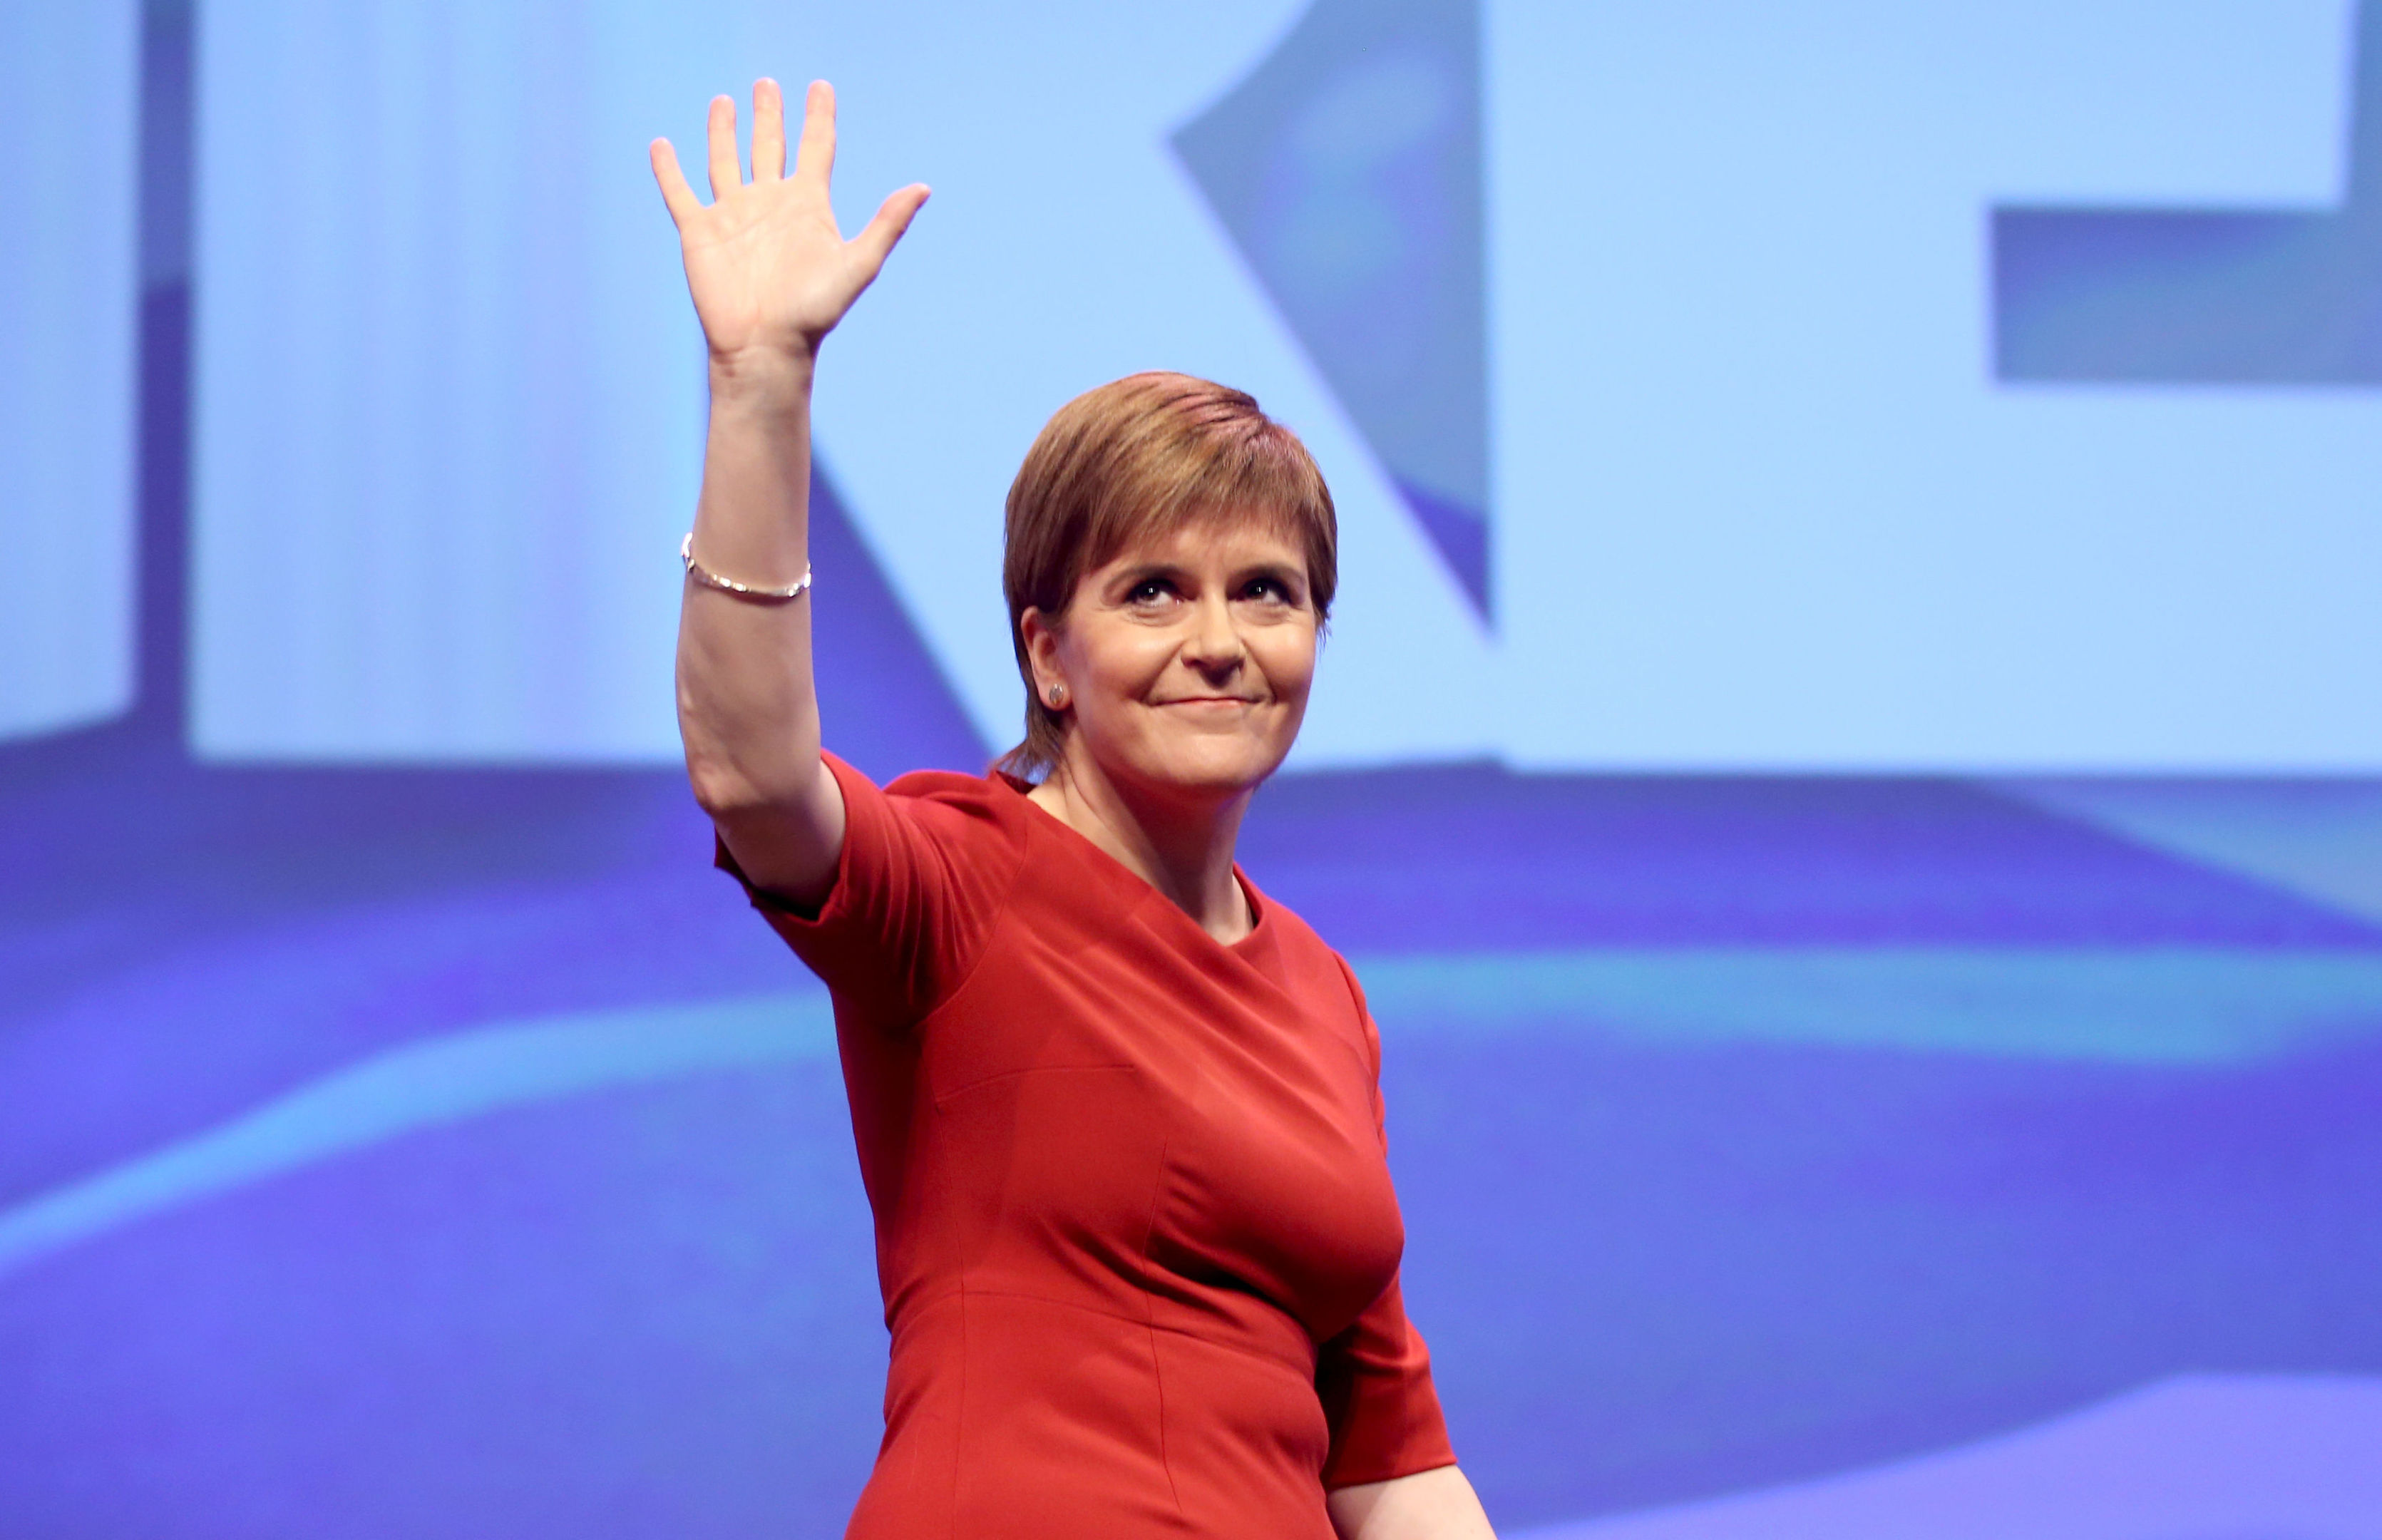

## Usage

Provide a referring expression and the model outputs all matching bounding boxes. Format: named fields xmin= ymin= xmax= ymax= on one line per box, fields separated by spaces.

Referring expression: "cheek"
xmin=1253 ymin=629 xmax=1318 ymax=702
xmin=1074 ymin=625 xmax=1176 ymax=700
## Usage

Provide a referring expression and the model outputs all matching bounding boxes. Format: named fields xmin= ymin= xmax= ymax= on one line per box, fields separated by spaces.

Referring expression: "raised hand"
xmin=651 ymin=79 xmax=929 ymax=368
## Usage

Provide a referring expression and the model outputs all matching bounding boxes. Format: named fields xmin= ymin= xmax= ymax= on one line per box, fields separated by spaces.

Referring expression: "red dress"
xmin=724 ymin=754 xmax=1455 ymax=1538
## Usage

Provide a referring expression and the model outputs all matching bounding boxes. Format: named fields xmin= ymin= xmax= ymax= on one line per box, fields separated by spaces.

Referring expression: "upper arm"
xmin=707 ymin=749 xmax=847 ymax=913
xmin=716 ymin=756 xmax=1028 ymax=1020
xmin=1326 ymin=1465 xmax=1496 ymax=1540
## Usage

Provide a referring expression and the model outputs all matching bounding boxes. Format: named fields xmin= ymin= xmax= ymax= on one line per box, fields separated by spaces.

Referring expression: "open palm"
xmin=651 ymin=79 xmax=928 ymax=364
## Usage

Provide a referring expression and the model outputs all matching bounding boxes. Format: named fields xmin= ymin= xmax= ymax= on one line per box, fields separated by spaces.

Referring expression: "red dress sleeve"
xmin=714 ymin=751 xmax=1027 ymax=1023
xmin=1316 ymin=1274 xmax=1455 ymax=1488
xmin=1316 ymin=960 xmax=1458 ymax=1489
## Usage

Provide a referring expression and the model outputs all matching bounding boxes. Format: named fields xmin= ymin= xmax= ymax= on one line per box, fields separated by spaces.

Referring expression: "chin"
xmin=1134 ymin=734 xmax=1289 ymax=800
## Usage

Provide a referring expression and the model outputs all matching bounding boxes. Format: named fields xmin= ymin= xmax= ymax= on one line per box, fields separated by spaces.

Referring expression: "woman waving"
xmin=654 ymin=78 xmax=1494 ymax=1540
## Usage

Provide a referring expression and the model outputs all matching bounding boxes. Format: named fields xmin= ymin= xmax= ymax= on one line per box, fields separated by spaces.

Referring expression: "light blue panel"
xmin=192 ymin=1 xmax=709 ymax=761
xmin=1489 ymin=0 xmax=2382 ymax=769
xmin=1359 ymin=945 xmax=2382 ymax=1064
xmin=195 ymin=0 xmax=2382 ymax=769
xmin=190 ymin=0 xmax=1494 ymax=765
xmin=0 ymin=1 xmax=140 ymax=741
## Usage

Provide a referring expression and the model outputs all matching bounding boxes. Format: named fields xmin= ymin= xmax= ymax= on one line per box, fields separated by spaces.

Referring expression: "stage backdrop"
xmin=4 ymin=2 xmax=2381 ymax=1536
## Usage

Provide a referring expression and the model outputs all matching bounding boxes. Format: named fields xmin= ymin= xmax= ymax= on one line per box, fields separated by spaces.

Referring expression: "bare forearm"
xmin=653 ymin=78 xmax=925 ymax=898
xmin=676 ymin=352 xmax=841 ymax=889
xmin=690 ymin=350 xmax=817 ymax=622
xmin=1328 ymin=1466 xmax=1497 ymax=1540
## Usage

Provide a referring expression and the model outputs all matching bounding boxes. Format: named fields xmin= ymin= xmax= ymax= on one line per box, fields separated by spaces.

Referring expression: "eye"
xmin=1241 ymin=574 xmax=1302 ymax=607
xmin=1127 ymin=578 xmax=1173 ymax=605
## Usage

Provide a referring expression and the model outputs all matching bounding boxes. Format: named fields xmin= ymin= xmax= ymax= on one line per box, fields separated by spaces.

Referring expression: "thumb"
xmin=852 ymin=183 xmax=931 ymax=274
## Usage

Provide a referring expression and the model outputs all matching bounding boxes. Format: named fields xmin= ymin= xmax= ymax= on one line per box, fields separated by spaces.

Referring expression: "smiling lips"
xmin=1154 ymin=696 xmax=1264 ymax=708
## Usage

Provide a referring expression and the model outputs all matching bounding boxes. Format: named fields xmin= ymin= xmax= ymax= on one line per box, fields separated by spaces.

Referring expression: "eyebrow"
xmin=1109 ymin=560 xmax=1188 ymax=589
xmin=1107 ymin=559 xmax=1305 ymax=589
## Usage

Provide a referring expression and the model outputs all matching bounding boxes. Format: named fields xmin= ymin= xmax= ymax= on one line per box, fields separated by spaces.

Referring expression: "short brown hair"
xmin=997 ymin=372 xmax=1338 ymax=781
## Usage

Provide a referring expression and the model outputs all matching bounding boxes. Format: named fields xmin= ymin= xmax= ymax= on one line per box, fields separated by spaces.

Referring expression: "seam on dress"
xmin=934 ymin=1284 xmax=1316 ymax=1372
xmin=1136 ymin=1134 xmax=1186 ymax=1522
xmin=930 ymin=1061 xmax=1139 ymax=1110
xmin=1141 ymin=1315 xmax=1318 ymax=1377
xmin=910 ymin=795 xmax=1042 ymax=1030
xmin=943 ymin=1285 xmax=1150 ymax=1325
xmin=948 ymin=1278 xmax=967 ymax=1540
xmin=1330 ymin=953 xmax=1392 ymax=1154
xmin=1328 ymin=955 xmax=1380 ymax=1073
xmin=931 ymin=1281 xmax=1222 ymax=1519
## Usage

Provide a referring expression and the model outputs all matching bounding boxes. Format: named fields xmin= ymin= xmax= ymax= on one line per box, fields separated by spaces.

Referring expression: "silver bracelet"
xmin=681 ymin=533 xmax=812 ymax=601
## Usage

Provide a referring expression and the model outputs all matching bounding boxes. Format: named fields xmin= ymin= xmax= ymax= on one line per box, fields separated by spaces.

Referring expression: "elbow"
xmin=676 ymin=682 xmax=824 ymax=823
xmin=683 ymin=744 xmax=823 ymax=824
xmin=684 ymin=756 xmax=756 ymax=822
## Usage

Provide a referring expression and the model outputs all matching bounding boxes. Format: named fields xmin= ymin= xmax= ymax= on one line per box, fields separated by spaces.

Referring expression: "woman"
xmin=652 ymin=78 xmax=1497 ymax=1539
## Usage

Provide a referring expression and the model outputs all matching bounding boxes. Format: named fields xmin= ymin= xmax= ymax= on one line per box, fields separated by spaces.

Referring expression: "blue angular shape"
xmin=1173 ymin=0 xmax=1492 ymax=615
xmin=1996 ymin=1 xmax=2382 ymax=384
xmin=1391 ymin=476 xmax=1488 ymax=616
xmin=804 ymin=460 xmax=990 ymax=783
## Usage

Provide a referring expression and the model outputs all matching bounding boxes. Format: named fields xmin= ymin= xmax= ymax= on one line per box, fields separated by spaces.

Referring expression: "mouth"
xmin=1153 ymin=696 xmax=1265 ymax=708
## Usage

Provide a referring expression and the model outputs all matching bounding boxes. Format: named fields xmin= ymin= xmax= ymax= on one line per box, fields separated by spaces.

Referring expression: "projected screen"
xmin=9 ymin=7 xmax=2382 ymax=1539
xmin=0 ymin=0 xmax=138 ymax=739
xmin=168 ymin=0 xmax=2380 ymax=771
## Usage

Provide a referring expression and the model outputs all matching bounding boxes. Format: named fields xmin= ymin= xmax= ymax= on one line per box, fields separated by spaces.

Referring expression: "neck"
xmin=1027 ymin=750 xmax=1256 ymax=944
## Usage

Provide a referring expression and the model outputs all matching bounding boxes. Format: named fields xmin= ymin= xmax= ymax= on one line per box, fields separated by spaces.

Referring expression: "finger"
xmin=851 ymin=183 xmax=931 ymax=275
xmin=792 ymin=79 xmax=837 ymax=189
xmin=649 ymin=139 xmax=703 ymax=227
xmin=751 ymin=78 xmax=786 ymax=180
xmin=706 ymin=93 xmax=741 ymax=200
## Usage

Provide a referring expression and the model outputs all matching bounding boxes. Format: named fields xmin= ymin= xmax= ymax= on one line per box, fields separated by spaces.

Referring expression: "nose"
xmin=1182 ymin=590 xmax=1246 ymax=680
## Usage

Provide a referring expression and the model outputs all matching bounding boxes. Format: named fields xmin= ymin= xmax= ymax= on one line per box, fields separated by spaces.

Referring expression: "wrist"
xmin=707 ymin=345 xmax=817 ymax=402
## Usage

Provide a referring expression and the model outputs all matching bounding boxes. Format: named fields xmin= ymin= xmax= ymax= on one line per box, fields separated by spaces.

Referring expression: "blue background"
xmin=5 ymin=1 xmax=2382 ymax=1535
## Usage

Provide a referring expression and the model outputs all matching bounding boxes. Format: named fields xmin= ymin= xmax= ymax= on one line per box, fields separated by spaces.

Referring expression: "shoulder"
xmin=1246 ymin=878 xmax=1377 ymax=1033
xmin=835 ymin=758 xmax=1037 ymax=848
xmin=1253 ymin=883 xmax=1332 ymax=959
xmin=882 ymin=765 xmax=1027 ymax=818
xmin=881 ymin=764 xmax=1007 ymax=803
xmin=811 ymin=755 xmax=1040 ymax=925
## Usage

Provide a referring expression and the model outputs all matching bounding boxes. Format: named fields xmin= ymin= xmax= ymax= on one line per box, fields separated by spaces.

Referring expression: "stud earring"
xmin=1047 ymin=685 xmax=1067 ymax=708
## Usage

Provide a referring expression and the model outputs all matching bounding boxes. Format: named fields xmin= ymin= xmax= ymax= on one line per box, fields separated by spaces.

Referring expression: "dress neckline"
xmin=993 ymin=771 xmax=1269 ymax=954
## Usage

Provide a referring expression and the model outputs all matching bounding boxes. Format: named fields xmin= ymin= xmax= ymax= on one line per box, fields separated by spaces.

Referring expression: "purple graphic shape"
xmin=1386 ymin=1029 xmax=2382 ymax=1524
xmin=1239 ymin=767 xmax=2382 ymax=953
xmin=0 ymin=1064 xmax=888 ymax=1540
xmin=5 ymin=974 xmax=2380 ymax=1535
xmin=1510 ymin=1375 xmax=2382 ymax=1539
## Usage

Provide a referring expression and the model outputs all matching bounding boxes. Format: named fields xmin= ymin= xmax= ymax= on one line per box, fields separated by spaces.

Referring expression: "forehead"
xmin=1089 ymin=505 xmax=1308 ymax=571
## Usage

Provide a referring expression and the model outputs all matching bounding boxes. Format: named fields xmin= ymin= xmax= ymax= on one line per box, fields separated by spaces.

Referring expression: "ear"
xmin=1020 ymin=607 xmax=1064 ymax=695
